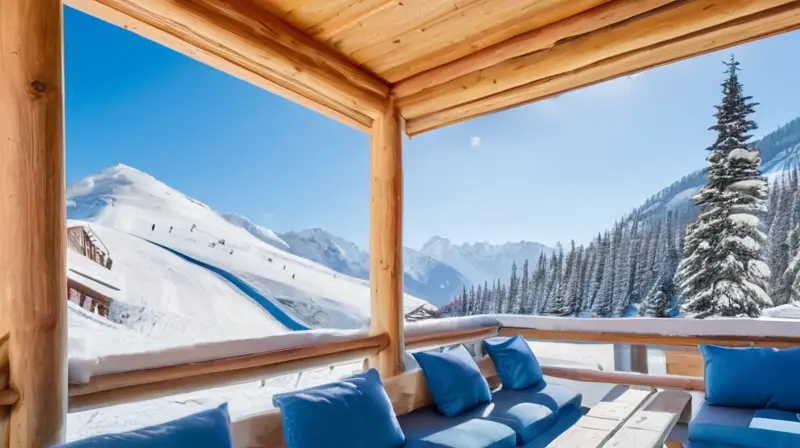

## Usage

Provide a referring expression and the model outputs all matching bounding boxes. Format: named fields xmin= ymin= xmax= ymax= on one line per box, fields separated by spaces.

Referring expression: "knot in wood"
xmin=31 ymin=80 xmax=47 ymax=93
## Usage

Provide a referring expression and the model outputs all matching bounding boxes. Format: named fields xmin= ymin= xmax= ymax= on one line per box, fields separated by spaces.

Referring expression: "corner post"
xmin=368 ymin=99 xmax=405 ymax=377
xmin=0 ymin=0 xmax=68 ymax=445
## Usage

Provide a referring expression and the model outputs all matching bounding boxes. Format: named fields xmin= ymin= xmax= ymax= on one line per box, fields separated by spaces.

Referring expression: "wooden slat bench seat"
xmin=603 ymin=390 xmax=692 ymax=448
xmin=550 ymin=386 xmax=654 ymax=447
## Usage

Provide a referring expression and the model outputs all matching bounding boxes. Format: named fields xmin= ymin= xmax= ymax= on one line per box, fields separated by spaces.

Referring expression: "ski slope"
xmin=67 ymin=164 xmax=433 ymax=331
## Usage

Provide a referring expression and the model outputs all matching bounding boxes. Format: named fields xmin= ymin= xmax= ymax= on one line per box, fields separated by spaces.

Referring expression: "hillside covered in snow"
xmin=67 ymin=164 xmax=433 ymax=335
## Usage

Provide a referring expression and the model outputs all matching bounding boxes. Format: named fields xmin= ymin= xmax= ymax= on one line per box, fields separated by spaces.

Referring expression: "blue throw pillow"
xmin=702 ymin=345 xmax=785 ymax=409
xmin=413 ymin=345 xmax=491 ymax=417
xmin=272 ymin=368 xmax=405 ymax=448
xmin=765 ymin=346 xmax=800 ymax=412
xmin=56 ymin=403 xmax=231 ymax=447
xmin=483 ymin=335 xmax=543 ymax=390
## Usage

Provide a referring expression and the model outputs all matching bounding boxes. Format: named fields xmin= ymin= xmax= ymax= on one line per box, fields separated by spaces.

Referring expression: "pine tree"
xmin=474 ymin=284 xmax=483 ymax=315
xmin=587 ymin=233 xmax=608 ymax=310
xmin=593 ymin=232 xmax=617 ymax=317
xmin=767 ymin=176 xmax=793 ymax=304
xmin=507 ymin=262 xmax=519 ymax=314
xmin=612 ymin=222 xmax=634 ymax=316
xmin=531 ymin=253 xmax=547 ymax=314
xmin=459 ymin=285 xmax=468 ymax=316
xmin=643 ymin=213 xmax=680 ymax=317
xmin=545 ymin=246 xmax=564 ymax=314
xmin=677 ymin=56 xmax=771 ymax=318
xmin=562 ymin=245 xmax=583 ymax=316
xmin=519 ymin=259 xmax=530 ymax=315
xmin=468 ymin=285 xmax=476 ymax=316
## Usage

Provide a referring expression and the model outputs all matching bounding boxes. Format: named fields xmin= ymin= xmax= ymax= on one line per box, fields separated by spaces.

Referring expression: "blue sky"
xmin=64 ymin=7 xmax=800 ymax=250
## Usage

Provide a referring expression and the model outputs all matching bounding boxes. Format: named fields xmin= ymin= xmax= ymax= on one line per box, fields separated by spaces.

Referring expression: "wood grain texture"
xmin=398 ymin=0 xmax=796 ymax=120
xmin=665 ymin=350 xmax=705 ymax=377
xmin=69 ymin=334 xmax=387 ymax=411
xmin=604 ymin=390 xmax=692 ymax=448
xmin=0 ymin=334 xmax=9 ymax=448
xmin=550 ymin=388 xmax=654 ymax=447
xmin=0 ymin=0 xmax=68 ymax=445
xmin=406 ymin=1 xmax=800 ymax=135
xmin=499 ymin=326 xmax=800 ymax=348
xmin=392 ymin=0 xmax=675 ymax=98
xmin=66 ymin=0 xmax=388 ymax=131
xmin=365 ymin=0 xmax=610 ymax=82
xmin=405 ymin=326 xmax=499 ymax=350
xmin=368 ymin=99 xmax=405 ymax=377
xmin=542 ymin=366 xmax=705 ymax=391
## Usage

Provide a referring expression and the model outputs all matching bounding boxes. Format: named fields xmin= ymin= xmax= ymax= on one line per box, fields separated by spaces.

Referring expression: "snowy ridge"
xmin=278 ymin=228 xmax=469 ymax=307
xmin=420 ymin=236 xmax=553 ymax=286
xmin=221 ymin=212 xmax=289 ymax=250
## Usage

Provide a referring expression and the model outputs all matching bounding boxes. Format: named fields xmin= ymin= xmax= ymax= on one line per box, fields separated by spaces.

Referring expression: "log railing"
xmin=63 ymin=321 xmax=800 ymax=416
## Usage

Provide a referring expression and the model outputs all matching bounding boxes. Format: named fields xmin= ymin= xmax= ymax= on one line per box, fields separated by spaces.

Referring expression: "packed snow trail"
xmin=148 ymin=241 xmax=311 ymax=331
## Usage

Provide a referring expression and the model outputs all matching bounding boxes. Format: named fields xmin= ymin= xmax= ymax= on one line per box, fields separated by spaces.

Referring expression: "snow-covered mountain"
xmin=278 ymin=228 xmax=469 ymax=307
xmin=636 ymin=117 xmax=800 ymax=220
xmin=67 ymin=164 xmax=433 ymax=331
xmin=420 ymin=236 xmax=553 ymax=286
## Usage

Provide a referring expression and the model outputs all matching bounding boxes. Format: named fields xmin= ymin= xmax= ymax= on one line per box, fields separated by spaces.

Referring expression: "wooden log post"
xmin=368 ymin=99 xmax=405 ymax=377
xmin=0 ymin=0 xmax=68 ymax=445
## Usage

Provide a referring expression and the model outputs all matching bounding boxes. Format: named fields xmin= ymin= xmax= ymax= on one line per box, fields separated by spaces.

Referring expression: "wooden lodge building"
xmin=2 ymin=0 xmax=800 ymax=446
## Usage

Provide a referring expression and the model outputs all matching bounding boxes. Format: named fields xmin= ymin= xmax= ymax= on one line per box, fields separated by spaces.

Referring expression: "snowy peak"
xmin=221 ymin=213 xmax=289 ymax=250
xmin=420 ymin=236 xmax=553 ymax=286
xmin=278 ymin=229 xmax=468 ymax=307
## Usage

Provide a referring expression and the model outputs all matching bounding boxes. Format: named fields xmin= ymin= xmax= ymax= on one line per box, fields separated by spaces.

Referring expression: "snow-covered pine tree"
xmin=765 ymin=180 xmax=781 ymax=230
xmin=586 ymin=233 xmax=608 ymax=310
xmin=468 ymin=285 xmax=476 ymax=316
xmin=643 ymin=212 xmax=680 ymax=317
xmin=531 ymin=253 xmax=547 ymax=314
xmin=767 ymin=175 xmax=793 ymax=304
xmin=545 ymin=246 xmax=565 ymax=314
xmin=631 ymin=224 xmax=653 ymax=305
xmin=459 ymin=285 xmax=468 ymax=316
xmin=481 ymin=280 xmax=491 ymax=314
xmin=593 ymin=230 xmax=617 ymax=317
xmin=507 ymin=261 xmax=519 ymax=314
xmin=475 ymin=284 xmax=483 ymax=315
xmin=519 ymin=259 xmax=530 ymax=315
xmin=677 ymin=56 xmax=771 ymax=318
xmin=561 ymin=245 xmax=583 ymax=316
xmin=612 ymin=222 xmax=634 ymax=316
xmin=578 ymin=242 xmax=595 ymax=312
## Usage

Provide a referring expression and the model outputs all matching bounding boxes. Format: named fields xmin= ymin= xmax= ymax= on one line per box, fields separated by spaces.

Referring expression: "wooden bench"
xmin=550 ymin=386 xmax=655 ymax=447
xmin=604 ymin=390 xmax=692 ymax=448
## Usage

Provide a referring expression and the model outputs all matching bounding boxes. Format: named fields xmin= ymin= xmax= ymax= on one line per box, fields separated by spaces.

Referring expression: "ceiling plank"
xmin=66 ymin=0 xmax=389 ymax=131
xmin=405 ymin=2 xmax=800 ymax=136
xmin=366 ymin=0 xmax=611 ymax=82
xmin=392 ymin=0 xmax=676 ymax=98
xmin=397 ymin=0 xmax=797 ymax=120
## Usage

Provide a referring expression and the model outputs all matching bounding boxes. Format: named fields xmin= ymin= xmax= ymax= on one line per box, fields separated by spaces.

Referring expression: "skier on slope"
xmin=191 ymin=224 xmax=196 ymax=232
xmin=169 ymin=226 xmax=173 ymax=234
xmin=151 ymin=224 xmax=155 ymax=231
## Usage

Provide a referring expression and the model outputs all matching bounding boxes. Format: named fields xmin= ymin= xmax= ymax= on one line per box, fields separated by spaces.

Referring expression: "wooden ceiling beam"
xmin=392 ymin=0 xmax=676 ymax=98
xmin=405 ymin=2 xmax=800 ymax=136
xmin=397 ymin=0 xmax=797 ymax=121
xmin=65 ymin=0 xmax=390 ymax=132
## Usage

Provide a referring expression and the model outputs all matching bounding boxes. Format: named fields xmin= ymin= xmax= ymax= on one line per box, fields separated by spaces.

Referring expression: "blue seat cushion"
xmin=485 ymin=390 xmax=555 ymax=445
xmin=399 ymin=405 xmax=516 ymax=448
xmin=272 ymin=368 xmax=405 ymax=448
xmin=689 ymin=401 xmax=800 ymax=448
xmin=56 ymin=403 xmax=231 ymax=447
xmin=483 ymin=336 xmax=544 ymax=391
xmin=414 ymin=345 xmax=492 ymax=417
xmin=701 ymin=345 xmax=800 ymax=412
xmin=510 ymin=381 xmax=582 ymax=415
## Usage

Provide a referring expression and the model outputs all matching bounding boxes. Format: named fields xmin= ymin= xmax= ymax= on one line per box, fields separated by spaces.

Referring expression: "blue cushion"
xmin=414 ymin=345 xmax=492 ymax=417
xmin=689 ymin=401 xmax=800 ymax=448
xmin=56 ymin=403 xmax=231 ymax=447
xmin=485 ymin=392 xmax=555 ymax=445
xmin=766 ymin=347 xmax=800 ymax=412
xmin=511 ymin=382 xmax=583 ymax=415
xmin=272 ymin=368 xmax=404 ymax=448
xmin=701 ymin=345 xmax=800 ymax=411
xmin=483 ymin=336 xmax=543 ymax=390
xmin=398 ymin=406 xmax=516 ymax=448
